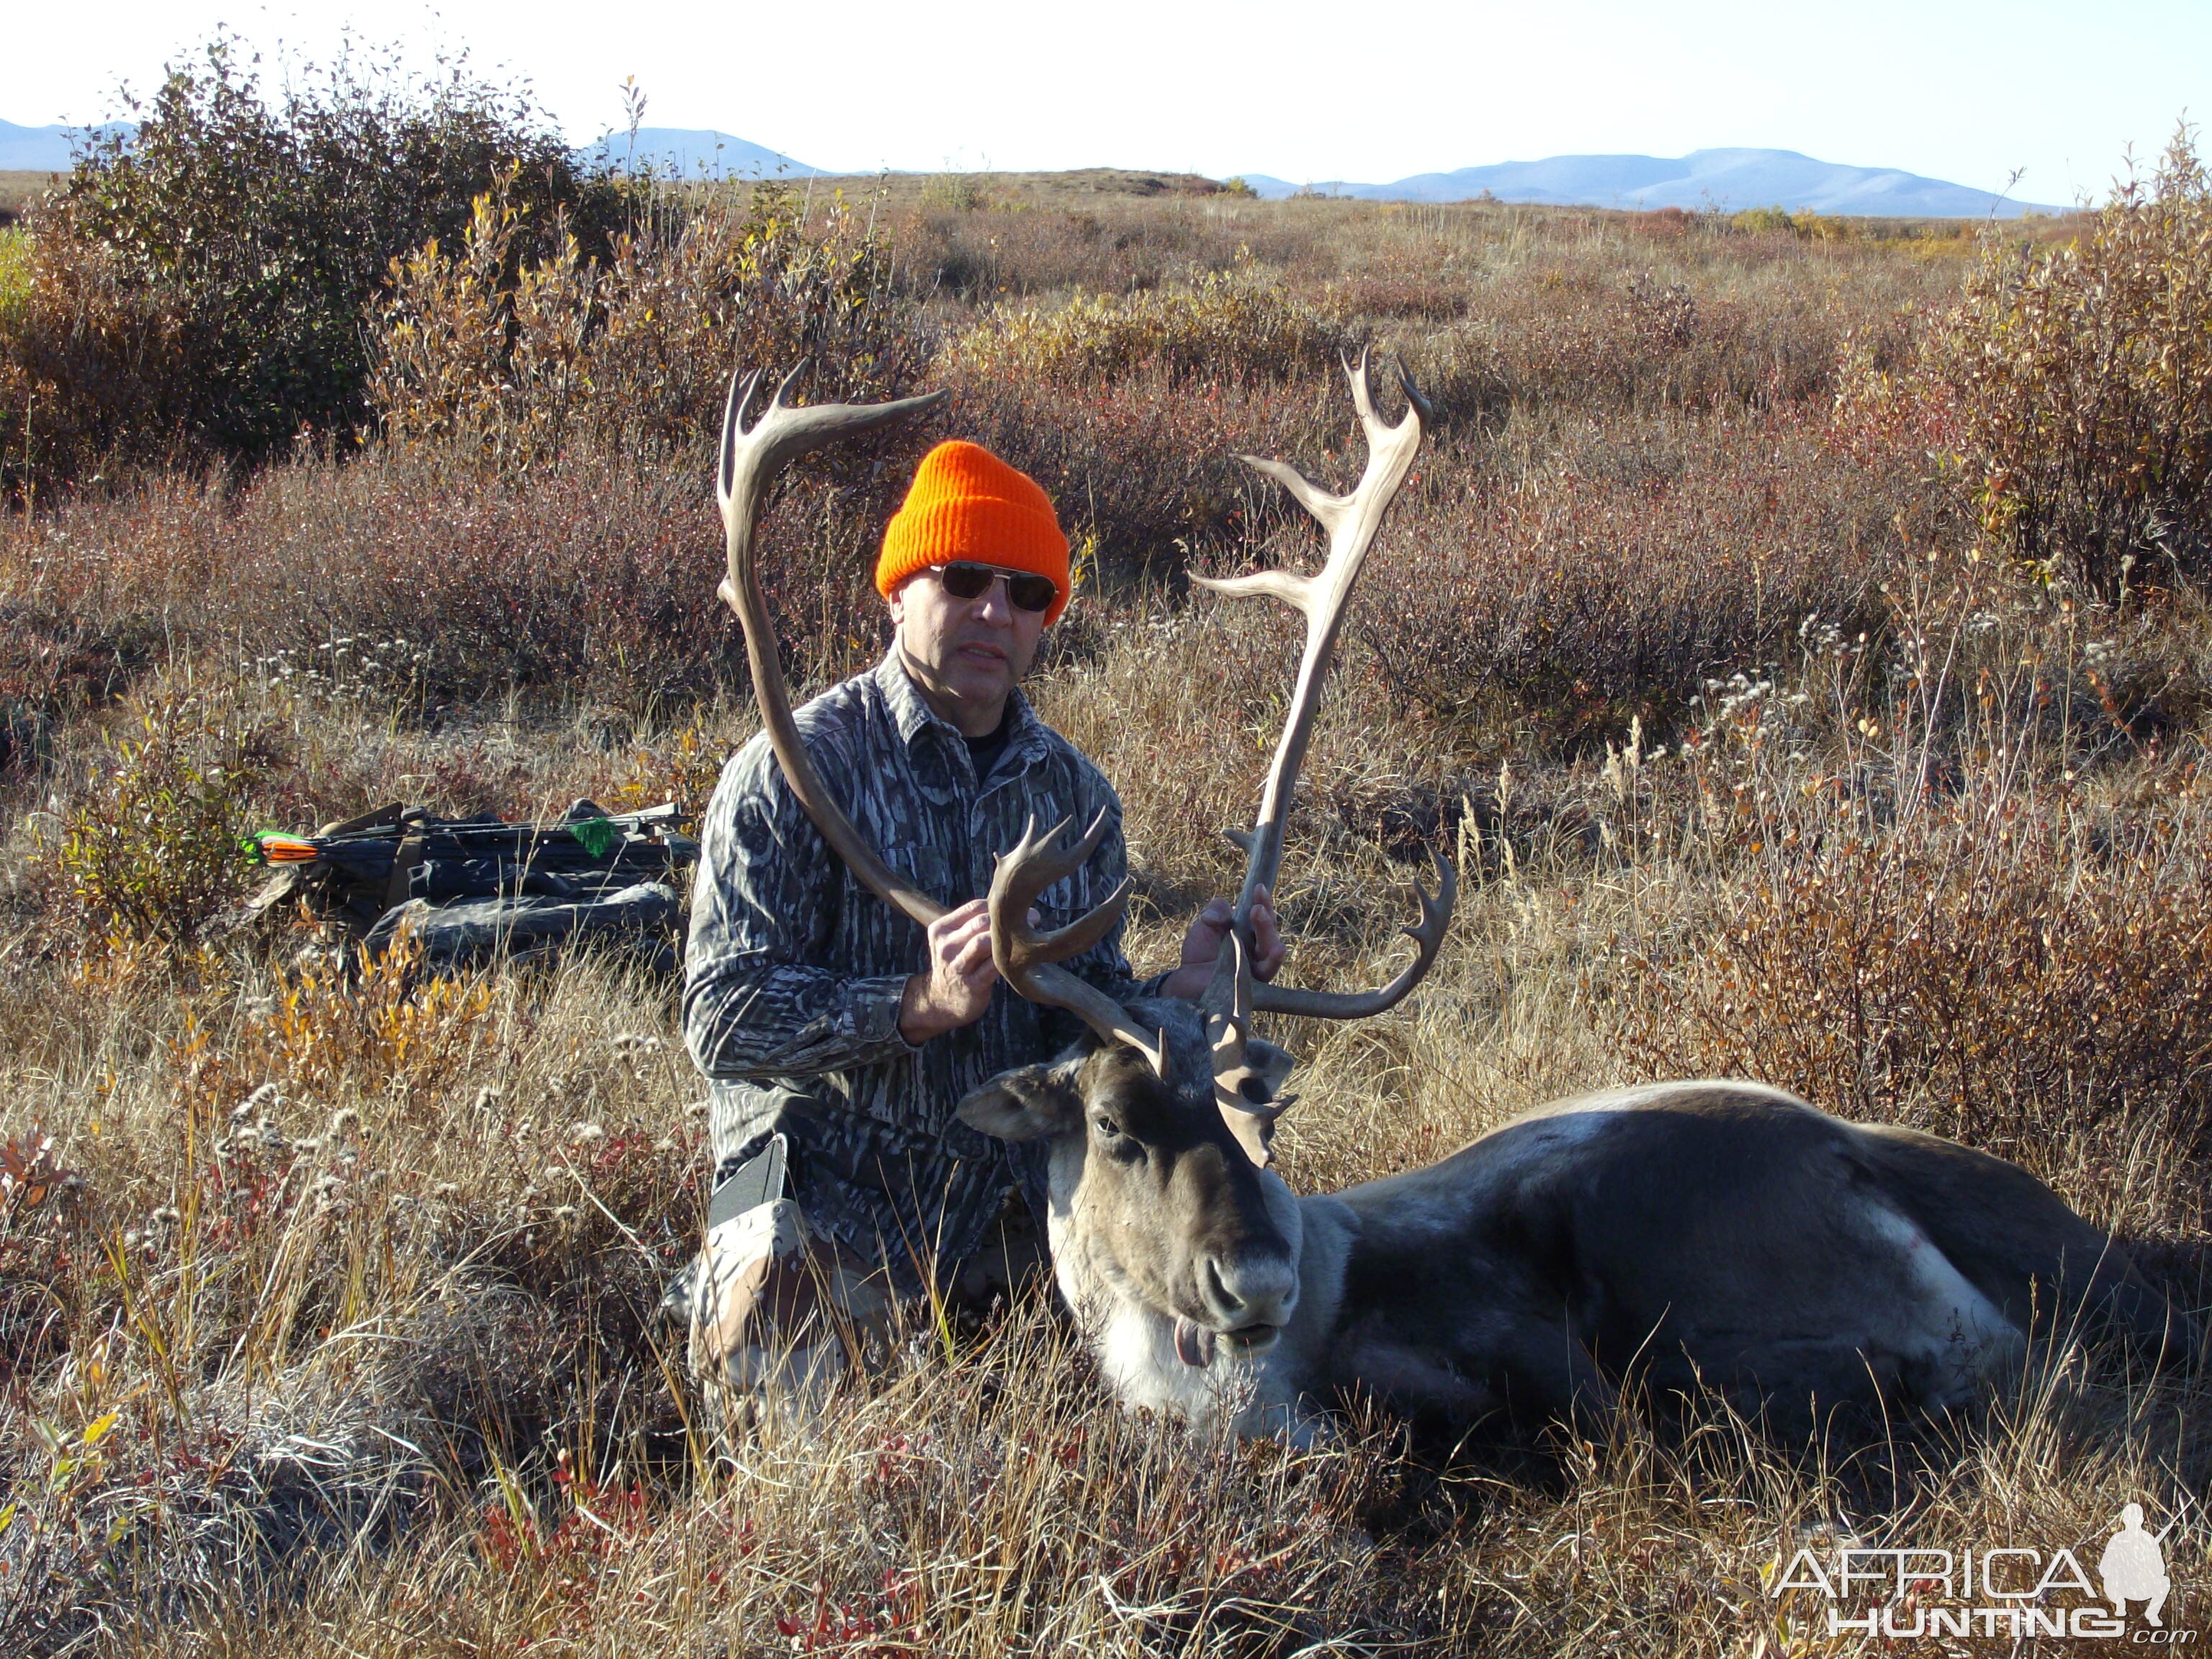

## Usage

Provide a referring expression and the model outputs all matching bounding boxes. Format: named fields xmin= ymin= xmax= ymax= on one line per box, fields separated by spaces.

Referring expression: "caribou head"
xmin=958 ymin=1004 xmax=1303 ymax=1371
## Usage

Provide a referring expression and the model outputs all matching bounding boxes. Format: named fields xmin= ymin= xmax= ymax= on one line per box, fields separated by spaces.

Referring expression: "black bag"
xmin=247 ymin=798 xmax=696 ymax=972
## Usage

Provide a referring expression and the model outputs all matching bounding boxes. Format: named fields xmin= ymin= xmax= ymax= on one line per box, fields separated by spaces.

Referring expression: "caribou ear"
xmin=1246 ymin=1039 xmax=1298 ymax=1104
xmin=956 ymin=1056 xmax=1087 ymax=1141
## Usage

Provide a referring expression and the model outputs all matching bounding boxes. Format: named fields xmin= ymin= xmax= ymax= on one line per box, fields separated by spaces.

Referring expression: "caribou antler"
xmin=716 ymin=364 xmax=1166 ymax=1076
xmin=1196 ymin=353 xmax=1458 ymax=1146
xmin=989 ymin=814 xmax=1169 ymax=1075
xmin=719 ymin=364 xmax=948 ymax=928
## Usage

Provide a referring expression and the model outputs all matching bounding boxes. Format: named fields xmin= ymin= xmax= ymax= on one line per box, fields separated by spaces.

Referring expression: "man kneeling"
xmin=677 ymin=440 xmax=1282 ymax=1410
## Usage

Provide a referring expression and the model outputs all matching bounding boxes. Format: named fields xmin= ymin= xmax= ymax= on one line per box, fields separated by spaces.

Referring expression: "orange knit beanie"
xmin=876 ymin=441 xmax=1071 ymax=624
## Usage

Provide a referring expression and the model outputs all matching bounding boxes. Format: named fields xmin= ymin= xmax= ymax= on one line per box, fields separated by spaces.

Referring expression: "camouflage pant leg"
xmin=685 ymin=1193 xmax=899 ymax=1423
xmin=952 ymin=1190 xmax=1049 ymax=1310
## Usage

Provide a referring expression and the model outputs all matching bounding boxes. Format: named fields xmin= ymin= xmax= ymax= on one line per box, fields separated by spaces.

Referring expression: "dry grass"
xmin=4 ymin=178 xmax=2211 ymax=1655
xmin=0 ymin=171 xmax=63 ymax=221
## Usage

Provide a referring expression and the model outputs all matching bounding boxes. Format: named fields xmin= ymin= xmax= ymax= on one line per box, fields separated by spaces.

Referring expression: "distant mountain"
xmin=577 ymin=127 xmax=819 ymax=179
xmin=1238 ymin=148 xmax=2064 ymax=217
xmin=0 ymin=119 xmax=132 ymax=171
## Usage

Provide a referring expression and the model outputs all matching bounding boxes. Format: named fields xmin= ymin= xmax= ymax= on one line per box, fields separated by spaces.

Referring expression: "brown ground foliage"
xmin=1 ymin=140 xmax=2209 ymax=1656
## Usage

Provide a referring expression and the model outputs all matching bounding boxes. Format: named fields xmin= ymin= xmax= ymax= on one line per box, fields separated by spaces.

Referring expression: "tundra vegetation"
xmin=1 ymin=45 xmax=2211 ymax=1654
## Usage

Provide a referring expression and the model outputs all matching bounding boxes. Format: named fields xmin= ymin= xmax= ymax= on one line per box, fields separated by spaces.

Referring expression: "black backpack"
xmin=248 ymin=799 xmax=696 ymax=972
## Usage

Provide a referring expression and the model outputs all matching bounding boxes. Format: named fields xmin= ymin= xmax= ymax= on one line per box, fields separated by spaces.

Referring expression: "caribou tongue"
xmin=1174 ymin=1318 xmax=1216 ymax=1368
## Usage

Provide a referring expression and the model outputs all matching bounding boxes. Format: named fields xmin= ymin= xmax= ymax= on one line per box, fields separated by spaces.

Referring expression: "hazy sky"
xmin=8 ymin=0 xmax=2206 ymax=204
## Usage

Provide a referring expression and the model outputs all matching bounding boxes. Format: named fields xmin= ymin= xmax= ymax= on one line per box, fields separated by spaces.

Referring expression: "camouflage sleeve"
xmin=682 ymin=738 xmax=917 ymax=1082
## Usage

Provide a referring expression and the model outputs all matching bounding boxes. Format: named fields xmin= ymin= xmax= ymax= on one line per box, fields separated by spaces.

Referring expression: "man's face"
xmin=888 ymin=565 xmax=1049 ymax=734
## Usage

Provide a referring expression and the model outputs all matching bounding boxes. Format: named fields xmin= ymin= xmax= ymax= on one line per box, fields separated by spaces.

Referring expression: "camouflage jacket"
xmin=683 ymin=649 xmax=1170 ymax=1292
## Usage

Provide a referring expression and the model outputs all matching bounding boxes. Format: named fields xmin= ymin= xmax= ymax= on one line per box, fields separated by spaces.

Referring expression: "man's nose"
xmin=974 ymin=580 xmax=1015 ymax=625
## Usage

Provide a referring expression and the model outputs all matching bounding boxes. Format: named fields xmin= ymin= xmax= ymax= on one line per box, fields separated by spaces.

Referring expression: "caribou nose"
xmin=1200 ymin=1251 xmax=1299 ymax=1331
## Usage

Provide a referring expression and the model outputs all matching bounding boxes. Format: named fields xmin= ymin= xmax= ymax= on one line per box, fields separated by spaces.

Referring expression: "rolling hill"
xmin=1 ymin=120 xmax=2066 ymax=217
xmin=1236 ymin=148 xmax=2065 ymax=217
xmin=0 ymin=118 xmax=132 ymax=171
xmin=576 ymin=127 xmax=819 ymax=178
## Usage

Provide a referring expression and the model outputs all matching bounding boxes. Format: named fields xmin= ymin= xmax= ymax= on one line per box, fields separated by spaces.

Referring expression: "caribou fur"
xmin=958 ymin=1007 xmax=2190 ymax=1442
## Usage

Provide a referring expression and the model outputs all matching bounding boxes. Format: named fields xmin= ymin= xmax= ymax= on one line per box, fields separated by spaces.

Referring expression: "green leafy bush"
xmin=57 ymin=685 xmax=269 ymax=943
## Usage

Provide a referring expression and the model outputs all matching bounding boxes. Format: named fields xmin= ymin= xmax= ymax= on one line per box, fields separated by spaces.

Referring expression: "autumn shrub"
xmin=0 ymin=443 xmax=914 ymax=709
xmin=1886 ymin=126 xmax=2212 ymax=597
xmin=1405 ymin=271 xmax=1848 ymax=427
xmin=1329 ymin=263 xmax=1470 ymax=320
xmin=247 ymin=935 xmax=500 ymax=1104
xmin=1349 ymin=410 xmax=1912 ymax=747
xmin=372 ymin=178 xmax=926 ymax=476
xmin=940 ymin=264 xmax=1351 ymax=387
xmin=8 ymin=339 xmax=1372 ymax=704
xmin=55 ymin=682 xmax=271 ymax=942
xmin=1730 ymin=206 xmax=1799 ymax=237
xmin=0 ymin=36 xmax=617 ymax=490
xmin=916 ymin=172 xmax=994 ymax=214
xmin=891 ymin=191 xmax=1321 ymax=301
xmin=0 ymin=231 xmax=193 ymax=502
xmin=0 ymin=228 xmax=28 ymax=322
xmin=1617 ymin=788 xmax=2212 ymax=1182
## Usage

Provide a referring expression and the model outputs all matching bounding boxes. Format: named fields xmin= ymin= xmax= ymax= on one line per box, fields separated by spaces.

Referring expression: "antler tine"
xmin=718 ymin=366 xmax=765 ymax=499
xmin=989 ymin=818 xmax=1165 ymax=1076
xmin=995 ymin=810 xmax=1112 ymax=912
xmin=1346 ymin=346 xmax=1379 ymax=423
xmin=1200 ymin=931 xmax=1282 ymax=1166
xmin=716 ymin=362 xmax=948 ymax=929
xmin=1395 ymin=356 xmax=1435 ymax=427
xmin=1233 ymin=457 xmax=1343 ymax=536
xmin=993 ymin=814 xmax=1134 ymax=970
xmin=1198 ymin=910 xmax=1246 ymax=1020
xmin=1251 ymin=848 xmax=1457 ymax=1020
xmin=767 ymin=359 xmax=809 ymax=413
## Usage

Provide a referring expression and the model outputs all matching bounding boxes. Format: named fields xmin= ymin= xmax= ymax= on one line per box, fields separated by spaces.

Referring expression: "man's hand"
xmin=899 ymin=899 xmax=999 ymax=1044
xmin=1161 ymin=886 xmax=1285 ymax=1002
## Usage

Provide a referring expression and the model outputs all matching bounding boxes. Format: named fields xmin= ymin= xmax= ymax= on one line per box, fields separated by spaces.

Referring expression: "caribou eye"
xmin=1238 ymin=1077 xmax=1273 ymax=1105
xmin=1092 ymin=1115 xmax=1143 ymax=1159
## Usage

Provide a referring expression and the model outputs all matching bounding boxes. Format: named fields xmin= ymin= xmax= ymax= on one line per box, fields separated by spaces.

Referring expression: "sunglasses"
xmin=929 ymin=561 xmax=1058 ymax=614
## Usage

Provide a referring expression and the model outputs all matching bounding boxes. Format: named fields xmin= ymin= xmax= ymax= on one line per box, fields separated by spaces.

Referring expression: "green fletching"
xmin=570 ymin=817 xmax=619 ymax=858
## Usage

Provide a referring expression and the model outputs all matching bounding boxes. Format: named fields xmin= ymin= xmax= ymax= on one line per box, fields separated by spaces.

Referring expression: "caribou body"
xmin=960 ymin=1038 xmax=2184 ymax=1439
xmin=711 ymin=357 xmax=2190 ymax=1444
